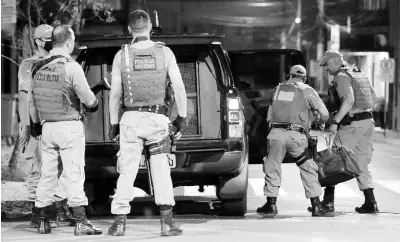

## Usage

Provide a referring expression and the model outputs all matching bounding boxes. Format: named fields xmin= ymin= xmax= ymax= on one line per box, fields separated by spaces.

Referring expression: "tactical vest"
xmin=271 ymin=81 xmax=311 ymax=129
xmin=120 ymin=42 xmax=167 ymax=108
xmin=32 ymin=57 xmax=81 ymax=122
xmin=19 ymin=55 xmax=42 ymax=90
xmin=340 ymin=67 xmax=372 ymax=111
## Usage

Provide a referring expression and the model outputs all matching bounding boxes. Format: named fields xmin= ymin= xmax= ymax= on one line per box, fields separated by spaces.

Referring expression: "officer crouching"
xmin=107 ymin=10 xmax=187 ymax=236
xmin=30 ymin=25 xmax=102 ymax=236
xmin=256 ymin=65 xmax=334 ymax=217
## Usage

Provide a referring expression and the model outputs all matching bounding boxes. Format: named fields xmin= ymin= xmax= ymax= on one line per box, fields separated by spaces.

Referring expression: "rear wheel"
xmin=220 ymin=197 xmax=247 ymax=216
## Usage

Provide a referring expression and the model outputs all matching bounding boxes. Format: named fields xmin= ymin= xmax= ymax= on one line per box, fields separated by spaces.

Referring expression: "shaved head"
xmin=128 ymin=10 xmax=151 ymax=34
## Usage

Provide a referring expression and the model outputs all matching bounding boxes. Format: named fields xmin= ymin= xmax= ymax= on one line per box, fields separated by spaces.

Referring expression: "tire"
xmin=220 ymin=197 xmax=247 ymax=216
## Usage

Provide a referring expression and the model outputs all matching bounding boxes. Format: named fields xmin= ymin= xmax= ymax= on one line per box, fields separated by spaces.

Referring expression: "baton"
xmin=144 ymin=147 xmax=154 ymax=196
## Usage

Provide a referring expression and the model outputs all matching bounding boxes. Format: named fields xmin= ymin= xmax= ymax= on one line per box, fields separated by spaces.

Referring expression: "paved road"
xmin=2 ymin=132 xmax=400 ymax=242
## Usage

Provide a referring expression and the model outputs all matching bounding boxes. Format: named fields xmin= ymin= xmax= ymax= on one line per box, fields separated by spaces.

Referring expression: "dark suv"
xmin=76 ymin=34 xmax=248 ymax=216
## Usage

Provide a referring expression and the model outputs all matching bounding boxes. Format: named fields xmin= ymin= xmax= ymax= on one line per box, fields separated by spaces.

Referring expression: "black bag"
xmin=315 ymin=145 xmax=361 ymax=187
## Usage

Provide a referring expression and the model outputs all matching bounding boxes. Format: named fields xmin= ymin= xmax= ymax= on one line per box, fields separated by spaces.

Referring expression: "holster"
xmin=280 ymin=129 xmax=318 ymax=166
xmin=340 ymin=114 xmax=352 ymax=126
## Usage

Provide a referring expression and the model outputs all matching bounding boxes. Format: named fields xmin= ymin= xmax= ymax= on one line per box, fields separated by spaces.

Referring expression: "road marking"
xmin=248 ymin=178 xmax=287 ymax=197
xmin=334 ymin=183 xmax=361 ymax=198
xmin=375 ymin=180 xmax=400 ymax=195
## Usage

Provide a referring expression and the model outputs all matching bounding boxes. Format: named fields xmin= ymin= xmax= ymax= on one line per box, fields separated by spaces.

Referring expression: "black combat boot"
xmin=308 ymin=186 xmax=335 ymax=212
xmin=29 ymin=202 xmax=39 ymax=228
xmin=256 ymin=197 xmax=278 ymax=216
xmin=310 ymin=197 xmax=334 ymax=217
xmin=108 ymin=215 xmax=127 ymax=236
xmin=160 ymin=207 xmax=183 ymax=236
xmin=31 ymin=202 xmax=58 ymax=228
xmin=37 ymin=205 xmax=52 ymax=234
xmin=72 ymin=206 xmax=103 ymax=236
xmin=55 ymin=199 xmax=75 ymax=227
xmin=355 ymin=188 xmax=379 ymax=214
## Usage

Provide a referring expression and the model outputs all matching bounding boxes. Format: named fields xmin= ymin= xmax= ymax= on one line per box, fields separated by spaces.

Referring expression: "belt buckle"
xmin=286 ymin=124 xmax=292 ymax=130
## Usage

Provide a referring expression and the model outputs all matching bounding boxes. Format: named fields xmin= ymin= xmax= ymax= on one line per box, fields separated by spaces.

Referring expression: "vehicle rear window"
xmin=229 ymin=51 xmax=305 ymax=90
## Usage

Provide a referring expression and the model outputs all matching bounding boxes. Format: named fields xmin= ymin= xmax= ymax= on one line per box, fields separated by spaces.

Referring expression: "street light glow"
xmin=295 ymin=17 xmax=301 ymax=24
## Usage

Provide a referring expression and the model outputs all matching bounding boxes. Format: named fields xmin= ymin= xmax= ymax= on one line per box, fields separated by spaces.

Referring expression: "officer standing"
xmin=18 ymin=24 xmax=74 ymax=228
xmin=256 ymin=65 xmax=333 ymax=217
xmin=108 ymin=10 xmax=187 ymax=237
xmin=318 ymin=50 xmax=379 ymax=214
xmin=30 ymin=25 xmax=102 ymax=235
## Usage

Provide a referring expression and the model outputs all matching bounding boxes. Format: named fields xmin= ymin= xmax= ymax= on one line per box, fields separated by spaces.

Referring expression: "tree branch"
xmin=1 ymin=54 xmax=20 ymax=66
xmin=27 ymin=1 xmax=35 ymax=56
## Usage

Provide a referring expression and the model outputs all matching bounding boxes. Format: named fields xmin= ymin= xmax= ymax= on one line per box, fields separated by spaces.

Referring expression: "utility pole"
xmin=296 ymin=0 xmax=302 ymax=51
xmin=317 ymin=0 xmax=325 ymax=93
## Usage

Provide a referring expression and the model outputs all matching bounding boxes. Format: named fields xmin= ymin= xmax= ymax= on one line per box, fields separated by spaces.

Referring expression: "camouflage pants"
xmin=111 ymin=112 xmax=175 ymax=215
xmin=35 ymin=121 xmax=88 ymax=208
xmin=264 ymin=128 xmax=322 ymax=199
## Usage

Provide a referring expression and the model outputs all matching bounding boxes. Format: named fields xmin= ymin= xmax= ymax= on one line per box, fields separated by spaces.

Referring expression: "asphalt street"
xmin=2 ymin=131 xmax=400 ymax=242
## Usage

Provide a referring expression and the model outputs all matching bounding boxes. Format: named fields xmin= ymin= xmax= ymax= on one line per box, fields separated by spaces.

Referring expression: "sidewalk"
xmin=374 ymin=127 xmax=400 ymax=146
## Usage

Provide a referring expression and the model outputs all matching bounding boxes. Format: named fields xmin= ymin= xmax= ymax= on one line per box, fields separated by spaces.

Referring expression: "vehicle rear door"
xmin=228 ymin=49 xmax=306 ymax=163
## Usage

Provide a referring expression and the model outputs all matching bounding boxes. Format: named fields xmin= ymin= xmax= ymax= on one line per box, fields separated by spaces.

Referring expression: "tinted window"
xmin=229 ymin=51 xmax=305 ymax=90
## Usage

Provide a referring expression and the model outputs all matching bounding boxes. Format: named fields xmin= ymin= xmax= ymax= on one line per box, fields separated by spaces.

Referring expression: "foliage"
xmin=1 ymin=0 xmax=116 ymax=64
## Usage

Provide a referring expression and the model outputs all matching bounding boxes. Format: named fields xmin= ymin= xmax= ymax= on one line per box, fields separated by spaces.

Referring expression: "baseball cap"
xmin=289 ymin=65 xmax=307 ymax=77
xmin=33 ymin=24 xmax=53 ymax=40
xmin=319 ymin=49 xmax=343 ymax=66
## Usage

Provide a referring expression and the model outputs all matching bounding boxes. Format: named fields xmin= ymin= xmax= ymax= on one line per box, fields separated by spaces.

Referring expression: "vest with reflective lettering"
xmin=340 ymin=67 xmax=372 ymax=111
xmin=271 ymin=81 xmax=311 ymax=129
xmin=120 ymin=42 xmax=167 ymax=108
xmin=32 ymin=57 xmax=81 ymax=122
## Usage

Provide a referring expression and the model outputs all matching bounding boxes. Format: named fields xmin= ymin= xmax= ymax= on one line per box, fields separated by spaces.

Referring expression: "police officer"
xmin=318 ymin=50 xmax=379 ymax=214
xmin=108 ymin=10 xmax=187 ymax=236
xmin=30 ymin=25 xmax=102 ymax=235
xmin=256 ymin=65 xmax=333 ymax=217
xmin=18 ymin=24 xmax=74 ymax=228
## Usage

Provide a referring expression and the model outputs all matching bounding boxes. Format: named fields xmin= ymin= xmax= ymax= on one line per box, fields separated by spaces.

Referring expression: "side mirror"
xmin=239 ymin=81 xmax=252 ymax=90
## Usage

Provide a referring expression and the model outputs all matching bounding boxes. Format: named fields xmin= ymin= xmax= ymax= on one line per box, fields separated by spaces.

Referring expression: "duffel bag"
xmin=315 ymin=145 xmax=361 ymax=187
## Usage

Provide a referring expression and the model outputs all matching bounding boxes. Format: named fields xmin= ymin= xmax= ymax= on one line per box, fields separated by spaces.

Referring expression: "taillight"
xmin=227 ymin=97 xmax=244 ymax=138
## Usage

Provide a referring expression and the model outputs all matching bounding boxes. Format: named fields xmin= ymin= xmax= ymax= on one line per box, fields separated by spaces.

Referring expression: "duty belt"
xmin=350 ymin=111 xmax=373 ymax=122
xmin=270 ymin=123 xmax=306 ymax=134
xmin=44 ymin=117 xmax=83 ymax=123
xmin=123 ymin=105 xmax=167 ymax=115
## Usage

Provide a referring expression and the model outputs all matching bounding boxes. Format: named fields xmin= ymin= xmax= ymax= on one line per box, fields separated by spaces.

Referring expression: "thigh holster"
xmin=147 ymin=136 xmax=171 ymax=156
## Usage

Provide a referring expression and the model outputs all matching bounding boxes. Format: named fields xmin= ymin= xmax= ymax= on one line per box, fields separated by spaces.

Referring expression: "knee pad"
xmin=147 ymin=136 xmax=171 ymax=156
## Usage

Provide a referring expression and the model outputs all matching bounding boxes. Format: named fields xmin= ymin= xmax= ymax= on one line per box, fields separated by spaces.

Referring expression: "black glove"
xmin=172 ymin=115 xmax=186 ymax=133
xmin=31 ymin=123 xmax=42 ymax=138
xmin=109 ymin=124 xmax=119 ymax=140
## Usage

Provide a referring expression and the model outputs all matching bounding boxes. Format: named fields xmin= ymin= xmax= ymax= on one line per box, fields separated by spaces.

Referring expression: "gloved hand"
xmin=20 ymin=125 xmax=31 ymax=147
xmin=31 ymin=123 xmax=42 ymax=139
xmin=109 ymin=124 xmax=119 ymax=140
xmin=172 ymin=115 xmax=186 ymax=133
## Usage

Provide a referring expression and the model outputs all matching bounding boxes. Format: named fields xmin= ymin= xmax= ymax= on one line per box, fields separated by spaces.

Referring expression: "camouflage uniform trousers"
xmin=35 ymin=121 xmax=88 ymax=208
xmin=263 ymin=128 xmax=322 ymax=199
xmin=111 ymin=111 xmax=175 ymax=215
xmin=333 ymin=118 xmax=375 ymax=190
